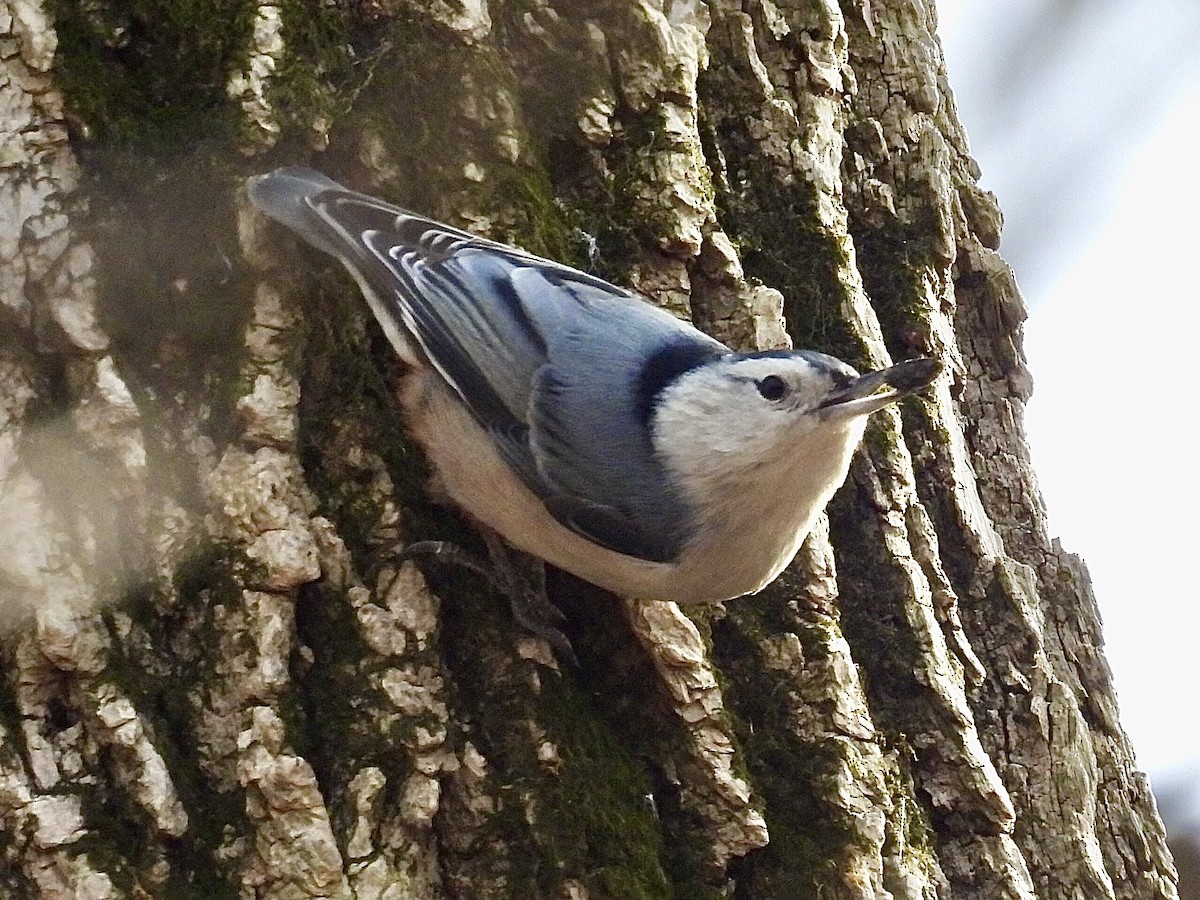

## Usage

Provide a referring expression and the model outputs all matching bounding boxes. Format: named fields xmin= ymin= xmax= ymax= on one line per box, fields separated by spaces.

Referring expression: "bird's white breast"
xmin=663 ymin=421 xmax=866 ymax=601
xmin=402 ymin=370 xmax=864 ymax=605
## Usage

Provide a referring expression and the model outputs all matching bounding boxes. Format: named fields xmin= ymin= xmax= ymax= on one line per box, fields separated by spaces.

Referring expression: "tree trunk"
xmin=0 ymin=0 xmax=1178 ymax=897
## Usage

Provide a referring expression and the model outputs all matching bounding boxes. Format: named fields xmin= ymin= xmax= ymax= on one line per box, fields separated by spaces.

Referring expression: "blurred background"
xmin=935 ymin=0 xmax=1200 ymax=891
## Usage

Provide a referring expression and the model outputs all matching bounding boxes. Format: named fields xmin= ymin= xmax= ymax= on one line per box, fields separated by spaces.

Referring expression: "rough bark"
xmin=0 ymin=0 xmax=1178 ymax=897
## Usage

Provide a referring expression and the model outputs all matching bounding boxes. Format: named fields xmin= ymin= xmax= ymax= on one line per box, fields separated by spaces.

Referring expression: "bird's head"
xmin=650 ymin=350 xmax=942 ymax=495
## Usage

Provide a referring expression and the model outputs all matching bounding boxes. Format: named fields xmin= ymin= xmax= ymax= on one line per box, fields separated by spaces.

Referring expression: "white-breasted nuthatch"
xmin=247 ymin=167 xmax=941 ymax=605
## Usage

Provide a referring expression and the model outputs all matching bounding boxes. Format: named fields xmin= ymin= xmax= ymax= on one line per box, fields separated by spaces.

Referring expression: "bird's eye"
xmin=757 ymin=375 xmax=788 ymax=401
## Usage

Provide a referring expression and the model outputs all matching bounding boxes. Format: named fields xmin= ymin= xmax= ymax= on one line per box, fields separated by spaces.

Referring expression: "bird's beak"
xmin=818 ymin=357 xmax=943 ymax=420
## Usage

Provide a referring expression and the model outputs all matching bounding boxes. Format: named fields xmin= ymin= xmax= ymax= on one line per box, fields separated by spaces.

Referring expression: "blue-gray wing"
xmin=248 ymin=167 xmax=729 ymax=562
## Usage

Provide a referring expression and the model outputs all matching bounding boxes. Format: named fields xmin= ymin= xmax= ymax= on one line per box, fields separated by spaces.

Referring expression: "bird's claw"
xmin=400 ymin=536 xmax=576 ymax=668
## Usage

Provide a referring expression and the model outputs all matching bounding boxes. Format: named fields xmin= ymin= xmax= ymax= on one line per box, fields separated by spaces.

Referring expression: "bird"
xmin=247 ymin=166 xmax=941 ymax=610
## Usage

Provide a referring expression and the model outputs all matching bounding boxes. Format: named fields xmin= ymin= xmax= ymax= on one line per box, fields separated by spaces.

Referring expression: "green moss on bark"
xmin=433 ymin=585 xmax=672 ymax=898
xmin=880 ymin=735 xmax=940 ymax=883
xmin=93 ymin=555 xmax=253 ymax=898
xmin=49 ymin=0 xmax=257 ymax=148
xmin=697 ymin=83 xmax=865 ymax=363
xmin=268 ymin=0 xmax=352 ymax=141
xmin=849 ymin=209 xmax=941 ymax=360
xmin=713 ymin=599 xmax=870 ymax=897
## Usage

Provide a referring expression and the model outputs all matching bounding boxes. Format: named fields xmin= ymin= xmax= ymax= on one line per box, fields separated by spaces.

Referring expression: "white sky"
xmin=936 ymin=0 xmax=1200 ymax=785
xmin=1023 ymin=90 xmax=1200 ymax=775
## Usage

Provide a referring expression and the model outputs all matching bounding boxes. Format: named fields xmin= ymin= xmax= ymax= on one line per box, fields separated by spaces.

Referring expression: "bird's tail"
xmin=246 ymin=167 xmax=351 ymax=261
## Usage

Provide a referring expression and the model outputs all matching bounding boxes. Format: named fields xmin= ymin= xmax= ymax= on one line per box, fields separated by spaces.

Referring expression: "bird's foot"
xmin=400 ymin=540 xmax=493 ymax=578
xmin=400 ymin=537 xmax=576 ymax=667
